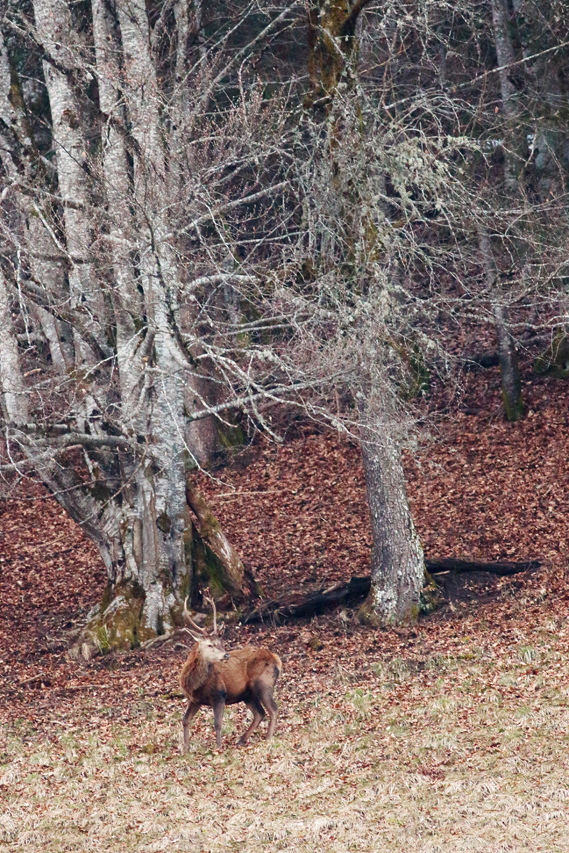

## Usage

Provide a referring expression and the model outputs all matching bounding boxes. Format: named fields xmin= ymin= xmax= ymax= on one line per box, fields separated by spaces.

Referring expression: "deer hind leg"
xmin=256 ymin=682 xmax=278 ymax=740
xmin=182 ymin=702 xmax=199 ymax=754
xmin=238 ymin=698 xmax=265 ymax=746
xmin=213 ymin=698 xmax=226 ymax=748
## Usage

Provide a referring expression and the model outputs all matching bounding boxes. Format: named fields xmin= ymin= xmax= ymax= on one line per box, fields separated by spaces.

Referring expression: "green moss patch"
xmin=82 ymin=581 xmax=153 ymax=654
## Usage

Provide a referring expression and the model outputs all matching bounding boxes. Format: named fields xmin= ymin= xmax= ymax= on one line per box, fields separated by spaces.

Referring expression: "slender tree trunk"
xmin=478 ymin=228 xmax=523 ymax=422
xmin=305 ymin=1 xmax=425 ymax=623
xmin=488 ymin=0 xmax=525 ymax=420
xmin=491 ymin=0 xmax=520 ymax=194
xmin=0 ymin=271 xmax=28 ymax=425
xmin=32 ymin=0 xmax=103 ymax=369
xmin=0 ymin=30 xmax=73 ymax=374
xmin=493 ymin=302 xmax=524 ymax=421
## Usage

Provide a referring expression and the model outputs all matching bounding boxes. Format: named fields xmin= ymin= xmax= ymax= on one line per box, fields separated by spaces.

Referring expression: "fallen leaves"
xmin=1 ymin=373 xmax=569 ymax=850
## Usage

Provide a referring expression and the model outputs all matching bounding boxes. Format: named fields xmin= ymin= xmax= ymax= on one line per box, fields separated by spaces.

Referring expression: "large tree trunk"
xmin=57 ymin=468 xmax=246 ymax=657
xmin=358 ymin=401 xmax=425 ymax=625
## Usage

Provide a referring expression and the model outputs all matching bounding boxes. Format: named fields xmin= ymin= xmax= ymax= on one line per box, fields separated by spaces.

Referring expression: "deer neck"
xmin=181 ymin=645 xmax=212 ymax=696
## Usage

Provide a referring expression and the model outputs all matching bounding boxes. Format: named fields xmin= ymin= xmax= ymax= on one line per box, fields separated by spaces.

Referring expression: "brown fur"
xmin=181 ymin=640 xmax=282 ymax=750
xmin=180 ymin=644 xmax=213 ymax=697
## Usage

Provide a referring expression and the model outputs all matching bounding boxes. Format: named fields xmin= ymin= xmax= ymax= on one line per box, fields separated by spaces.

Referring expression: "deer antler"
xmin=182 ymin=596 xmax=208 ymax=636
xmin=203 ymin=591 xmax=218 ymax=635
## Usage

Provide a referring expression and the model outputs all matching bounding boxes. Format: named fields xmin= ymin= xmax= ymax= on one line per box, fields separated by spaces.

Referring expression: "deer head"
xmin=182 ymin=594 xmax=227 ymax=664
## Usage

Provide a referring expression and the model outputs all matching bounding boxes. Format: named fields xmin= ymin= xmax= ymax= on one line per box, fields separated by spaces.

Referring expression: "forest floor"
xmin=1 ymin=369 xmax=569 ymax=852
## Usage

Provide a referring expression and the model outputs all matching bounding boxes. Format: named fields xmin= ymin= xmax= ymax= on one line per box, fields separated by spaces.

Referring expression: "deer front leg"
xmin=213 ymin=697 xmax=226 ymax=748
xmin=182 ymin=702 xmax=199 ymax=754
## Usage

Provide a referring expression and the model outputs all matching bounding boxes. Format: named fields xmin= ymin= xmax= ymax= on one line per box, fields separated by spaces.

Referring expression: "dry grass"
xmin=2 ymin=602 xmax=569 ymax=852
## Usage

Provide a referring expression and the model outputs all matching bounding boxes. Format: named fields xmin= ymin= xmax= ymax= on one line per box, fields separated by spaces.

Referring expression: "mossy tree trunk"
xmin=306 ymin=0 xmax=370 ymax=113
xmin=2 ymin=0 xmax=250 ymax=658
xmin=65 ymin=467 xmax=246 ymax=657
xmin=186 ymin=481 xmax=245 ymax=600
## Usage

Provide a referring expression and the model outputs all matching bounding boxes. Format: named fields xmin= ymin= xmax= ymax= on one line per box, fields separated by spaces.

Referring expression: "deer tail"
xmin=272 ymin=654 xmax=282 ymax=683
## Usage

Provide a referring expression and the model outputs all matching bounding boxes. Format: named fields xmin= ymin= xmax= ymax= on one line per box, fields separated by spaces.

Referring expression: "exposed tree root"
xmin=241 ymin=559 xmax=540 ymax=624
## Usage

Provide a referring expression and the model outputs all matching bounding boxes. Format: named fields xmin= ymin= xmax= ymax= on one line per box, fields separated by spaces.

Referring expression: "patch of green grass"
xmin=518 ymin=645 xmax=540 ymax=663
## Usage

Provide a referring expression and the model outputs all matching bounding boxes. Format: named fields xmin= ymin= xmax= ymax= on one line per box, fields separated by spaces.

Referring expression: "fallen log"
xmin=242 ymin=576 xmax=370 ymax=624
xmin=425 ymin=558 xmax=540 ymax=576
xmin=463 ymin=351 xmax=500 ymax=371
xmin=240 ymin=559 xmax=540 ymax=624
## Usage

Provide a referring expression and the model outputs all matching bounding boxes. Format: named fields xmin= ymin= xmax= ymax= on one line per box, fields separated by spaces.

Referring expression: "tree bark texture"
xmin=306 ymin=1 xmax=367 ymax=111
xmin=485 ymin=0 xmax=526 ymax=422
xmin=304 ymin=0 xmax=426 ymax=625
xmin=478 ymin=228 xmax=524 ymax=422
xmin=493 ymin=302 xmax=524 ymax=421
xmin=359 ymin=407 xmax=425 ymax=624
xmin=0 ymin=272 xmax=28 ymax=425
xmin=490 ymin=0 xmax=522 ymax=196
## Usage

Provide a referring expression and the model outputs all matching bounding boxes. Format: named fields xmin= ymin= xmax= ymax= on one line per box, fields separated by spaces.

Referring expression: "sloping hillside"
xmin=1 ymin=373 xmax=569 ymax=851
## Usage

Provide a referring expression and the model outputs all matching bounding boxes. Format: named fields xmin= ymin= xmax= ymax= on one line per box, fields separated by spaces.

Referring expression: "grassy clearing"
xmin=2 ymin=623 xmax=569 ymax=852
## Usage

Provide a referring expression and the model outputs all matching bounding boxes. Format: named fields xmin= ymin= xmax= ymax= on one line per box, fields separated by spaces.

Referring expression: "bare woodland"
xmin=0 ymin=0 xmax=568 ymax=649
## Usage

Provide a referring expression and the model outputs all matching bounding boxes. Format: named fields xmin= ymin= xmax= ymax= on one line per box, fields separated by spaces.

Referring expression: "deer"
xmin=180 ymin=596 xmax=282 ymax=750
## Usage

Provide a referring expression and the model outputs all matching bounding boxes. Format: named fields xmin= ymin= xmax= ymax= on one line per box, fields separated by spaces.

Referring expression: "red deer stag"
xmin=180 ymin=597 xmax=282 ymax=750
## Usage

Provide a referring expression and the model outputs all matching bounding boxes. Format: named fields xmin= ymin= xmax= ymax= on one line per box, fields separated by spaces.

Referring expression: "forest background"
xmin=1 ymin=2 xmax=569 ymax=849
xmin=2 ymin=0 xmax=569 ymax=645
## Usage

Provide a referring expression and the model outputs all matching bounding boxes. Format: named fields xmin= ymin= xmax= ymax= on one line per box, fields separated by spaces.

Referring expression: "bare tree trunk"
xmin=304 ymin=1 xmax=425 ymax=624
xmin=0 ymin=4 xmax=249 ymax=653
xmin=0 ymin=31 xmax=74 ymax=375
xmin=0 ymin=271 xmax=28 ymax=425
xmin=487 ymin=0 xmax=525 ymax=420
xmin=358 ymin=401 xmax=424 ymax=625
xmin=493 ymin=302 xmax=523 ymax=421
xmin=478 ymin=227 xmax=523 ymax=421
xmin=491 ymin=0 xmax=520 ymax=194
xmin=32 ymin=0 xmax=103 ymax=369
